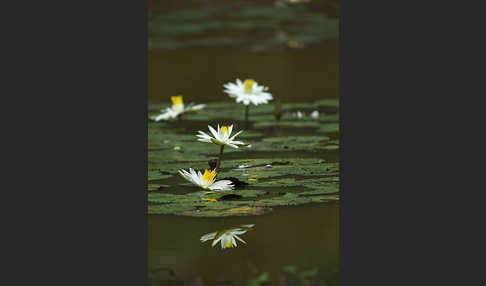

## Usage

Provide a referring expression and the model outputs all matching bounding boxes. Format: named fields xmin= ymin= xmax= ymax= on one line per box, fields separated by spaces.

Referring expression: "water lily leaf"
xmin=323 ymin=145 xmax=339 ymax=150
xmin=148 ymin=184 xmax=169 ymax=191
xmin=148 ymin=171 xmax=172 ymax=181
xmin=181 ymin=206 xmax=271 ymax=217
xmin=147 ymin=100 xmax=339 ymax=217
xmin=149 ymin=4 xmax=338 ymax=52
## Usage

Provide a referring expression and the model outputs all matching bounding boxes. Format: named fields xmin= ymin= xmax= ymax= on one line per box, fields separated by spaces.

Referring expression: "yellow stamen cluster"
xmin=244 ymin=79 xmax=254 ymax=93
xmin=226 ymin=241 xmax=235 ymax=248
xmin=171 ymin=95 xmax=184 ymax=106
xmin=202 ymin=169 xmax=217 ymax=183
xmin=221 ymin=126 xmax=229 ymax=134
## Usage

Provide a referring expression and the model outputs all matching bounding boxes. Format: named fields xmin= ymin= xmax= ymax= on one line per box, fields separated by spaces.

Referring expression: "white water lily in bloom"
xmin=178 ymin=168 xmax=234 ymax=191
xmin=200 ymin=224 xmax=254 ymax=249
xmin=196 ymin=124 xmax=247 ymax=149
xmin=150 ymin=95 xmax=205 ymax=121
xmin=223 ymin=79 xmax=273 ymax=106
xmin=311 ymin=110 xmax=319 ymax=119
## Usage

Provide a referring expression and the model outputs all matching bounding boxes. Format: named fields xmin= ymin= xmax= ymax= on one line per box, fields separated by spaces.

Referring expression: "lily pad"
xmin=148 ymin=3 xmax=339 ymax=52
xmin=148 ymin=100 xmax=339 ymax=217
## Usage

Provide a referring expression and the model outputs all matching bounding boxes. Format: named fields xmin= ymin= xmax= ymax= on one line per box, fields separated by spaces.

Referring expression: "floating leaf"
xmin=148 ymin=100 xmax=339 ymax=216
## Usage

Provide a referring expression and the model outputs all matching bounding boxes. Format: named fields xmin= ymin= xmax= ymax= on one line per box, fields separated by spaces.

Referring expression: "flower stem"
xmin=245 ymin=105 xmax=249 ymax=129
xmin=215 ymin=145 xmax=225 ymax=172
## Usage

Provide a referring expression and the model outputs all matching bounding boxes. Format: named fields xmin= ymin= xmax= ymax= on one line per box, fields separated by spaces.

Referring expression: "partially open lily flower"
xmin=196 ymin=124 xmax=247 ymax=149
xmin=150 ymin=95 xmax=205 ymax=121
xmin=178 ymin=168 xmax=234 ymax=191
xmin=223 ymin=79 xmax=273 ymax=106
xmin=200 ymin=224 xmax=254 ymax=249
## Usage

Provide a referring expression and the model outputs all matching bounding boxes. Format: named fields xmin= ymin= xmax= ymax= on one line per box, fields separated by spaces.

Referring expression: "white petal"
xmin=189 ymin=104 xmax=205 ymax=111
xmin=152 ymin=111 xmax=172 ymax=121
xmin=220 ymin=236 xmax=226 ymax=249
xmin=179 ymin=169 xmax=199 ymax=186
xmin=229 ymin=130 xmax=243 ymax=141
xmin=232 ymin=230 xmax=248 ymax=235
xmin=234 ymin=235 xmax=246 ymax=244
xmin=210 ymin=138 xmax=225 ymax=145
xmin=178 ymin=170 xmax=190 ymax=181
xmin=209 ymin=180 xmax=234 ymax=191
xmin=208 ymin=125 xmax=219 ymax=139
xmin=241 ymin=224 xmax=254 ymax=228
xmin=212 ymin=236 xmax=222 ymax=247
xmin=200 ymin=232 xmax=217 ymax=242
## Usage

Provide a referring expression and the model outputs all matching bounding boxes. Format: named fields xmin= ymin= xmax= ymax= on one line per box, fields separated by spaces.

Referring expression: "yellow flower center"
xmin=171 ymin=95 xmax=184 ymax=106
xmin=226 ymin=241 xmax=234 ymax=248
xmin=171 ymin=95 xmax=184 ymax=112
xmin=202 ymin=169 xmax=217 ymax=183
xmin=221 ymin=126 xmax=229 ymax=134
xmin=244 ymin=79 xmax=254 ymax=93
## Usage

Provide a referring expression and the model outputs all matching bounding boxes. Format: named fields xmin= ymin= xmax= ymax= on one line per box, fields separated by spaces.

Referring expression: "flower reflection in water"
xmin=200 ymin=224 xmax=254 ymax=249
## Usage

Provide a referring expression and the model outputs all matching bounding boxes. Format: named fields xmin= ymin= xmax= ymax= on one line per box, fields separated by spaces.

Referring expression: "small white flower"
xmin=200 ymin=224 xmax=254 ymax=249
xmin=196 ymin=124 xmax=247 ymax=149
xmin=150 ymin=95 xmax=205 ymax=121
xmin=223 ymin=79 xmax=273 ymax=106
xmin=311 ymin=110 xmax=319 ymax=119
xmin=178 ymin=168 xmax=234 ymax=191
xmin=293 ymin=111 xmax=304 ymax=119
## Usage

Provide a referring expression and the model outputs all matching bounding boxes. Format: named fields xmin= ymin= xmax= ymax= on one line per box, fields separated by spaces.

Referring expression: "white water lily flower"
xmin=196 ymin=124 xmax=246 ymax=149
xmin=310 ymin=110 xmax=319 ymax=119
xmin=150 ymin=95 xmax=205 ymax=121
xmin=223 ymin=79 xmax=273 ymax=106
xmin=178 ymin=168 xmax=234 ymax=191
xmin=200 ymin=224 xmax=254 ymax=249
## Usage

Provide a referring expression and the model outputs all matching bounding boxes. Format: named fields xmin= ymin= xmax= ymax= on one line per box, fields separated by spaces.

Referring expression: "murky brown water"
xmin=149 ymin=203 xmax=338 ymax=285
xmin=148 ymin=42 xmax=338 ymax=104
xmin=148 ymin=0 xmax=339 ymax=285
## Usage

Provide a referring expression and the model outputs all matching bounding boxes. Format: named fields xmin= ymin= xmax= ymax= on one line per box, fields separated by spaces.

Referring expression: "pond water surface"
xmin=148 ymin=1 xmax=339 ymax=285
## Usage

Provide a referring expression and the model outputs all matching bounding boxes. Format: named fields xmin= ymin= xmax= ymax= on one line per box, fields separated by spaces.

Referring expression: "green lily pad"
xmin=148 ymin=171 xmax=172 ymax=181
xmin=148 ymin=100 xmax=339 ymax=217
xmin=148 ymin=3 xmax=339 ymax=52
xmin=323 ymin=145 xmax=339 ymax=150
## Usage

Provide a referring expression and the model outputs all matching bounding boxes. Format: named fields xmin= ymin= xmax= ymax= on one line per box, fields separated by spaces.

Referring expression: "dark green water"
xmin=148 ymin=1 xmax=339 ymax=285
